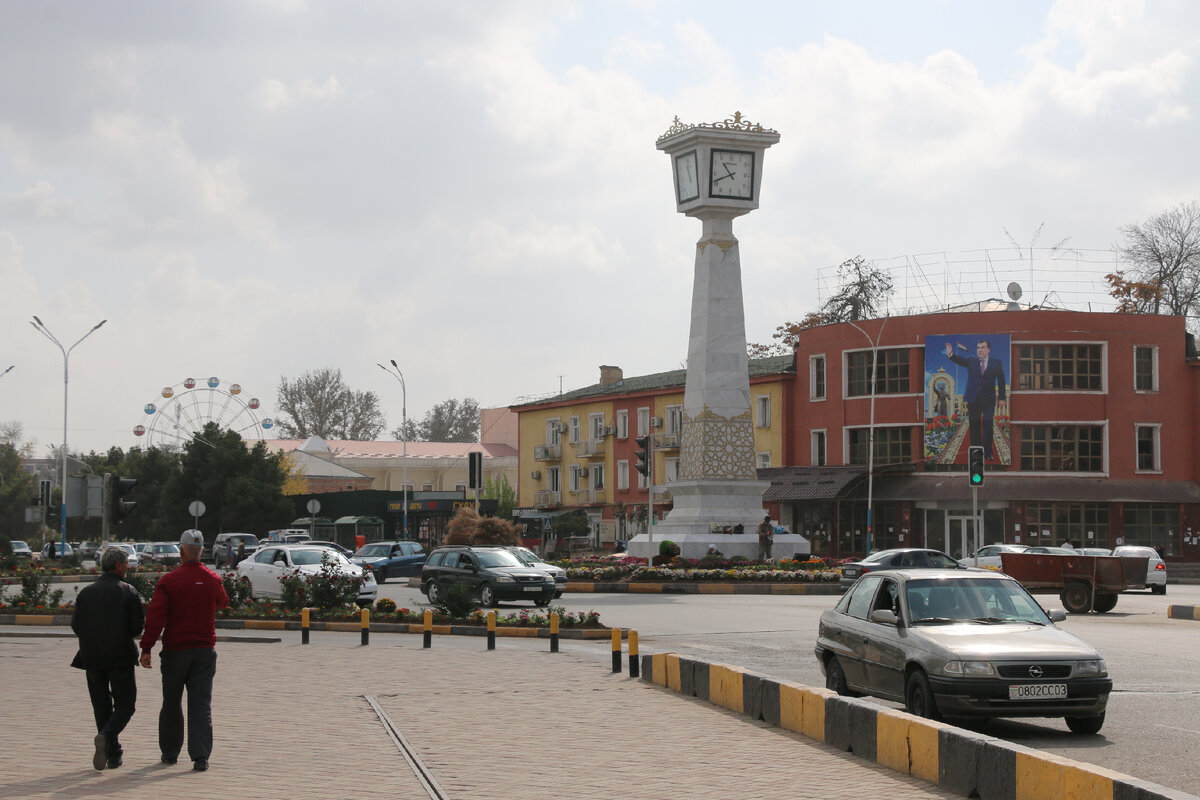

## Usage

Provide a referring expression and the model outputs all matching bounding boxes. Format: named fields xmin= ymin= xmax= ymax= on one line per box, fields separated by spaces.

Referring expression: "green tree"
xmin=481 ymin=473 xmax=516 ymax=519
xmin=392 ymin=397 xmax=480 ymax=442
xmin=162 ymin=423 xmax=294 ymax=535
xmin=0 ymin=443 xmax=37 ymax=550
xmin=81 ymin=446 xmax=182 ymax=541
xmin=276 ymin=367 xmax=387 ymax=440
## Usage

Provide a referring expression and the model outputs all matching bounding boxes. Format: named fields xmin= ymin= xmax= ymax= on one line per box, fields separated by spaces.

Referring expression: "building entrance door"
xmin=944 ymin=514 xmax=977 ymax=560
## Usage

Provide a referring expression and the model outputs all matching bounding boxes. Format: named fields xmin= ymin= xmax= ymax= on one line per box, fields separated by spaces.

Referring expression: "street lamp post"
xmin=377 ymin=361 xmax=408 ymax=539
xmin=846 ymin=316 xmax=888 ymax=556
xmin=30 ymin=316 xmax=107 ymax=546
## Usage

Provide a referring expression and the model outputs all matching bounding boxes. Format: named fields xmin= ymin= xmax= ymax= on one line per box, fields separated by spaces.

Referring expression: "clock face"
xmin=709 ymin=149 xmax=755 ymax=199
xmin=675 ymin=150 xmax=699 ymax=203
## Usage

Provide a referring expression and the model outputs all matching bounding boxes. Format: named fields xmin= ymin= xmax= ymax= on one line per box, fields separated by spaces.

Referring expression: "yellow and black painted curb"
xmin=1167 ymin=605 xmax=1200 ymax=621
xmin=0 ymin=613 xmax=616 ymax=640
xmin=566 ymin=581 xmax=844 ymax=595
xmin=638 ymin=652 xmax=1198 ymax=800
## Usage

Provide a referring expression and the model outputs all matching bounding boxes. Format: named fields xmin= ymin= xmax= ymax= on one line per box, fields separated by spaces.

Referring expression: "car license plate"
xmin=523 ymin=586 xmax=542 ymax=592
xmin=1008 ymin=683 xmax=1068 ymax=700
xmin=842 ymin=568 xmax=858 ymax=577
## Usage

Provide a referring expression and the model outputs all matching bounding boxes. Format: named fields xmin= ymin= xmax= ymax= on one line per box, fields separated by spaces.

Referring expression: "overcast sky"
xmin=2 ymin=0 xmax=1198 ymax=456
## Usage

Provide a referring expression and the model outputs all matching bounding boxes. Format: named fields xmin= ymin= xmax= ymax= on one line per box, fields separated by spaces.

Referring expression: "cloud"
xmin=255 ymin=74 xmax=345 ymax=111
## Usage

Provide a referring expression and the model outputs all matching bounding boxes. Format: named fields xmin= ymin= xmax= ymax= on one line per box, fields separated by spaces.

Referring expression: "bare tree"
xmin=392 ymin=397 xmax=480 ymax=442
xmin=0 ymin=420 xmax=36 ymax=458
xmin=1109 ymin=201 xmax=1200 ymax=316
xmin=276 ymin=368 xmax=387 ymax=440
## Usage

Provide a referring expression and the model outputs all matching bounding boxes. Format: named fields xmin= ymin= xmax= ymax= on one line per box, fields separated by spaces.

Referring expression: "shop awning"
xmin=869 ymin=475 xmax=1200 ymax=504
xmin=760 ymin=466 xmax=871 ymax=502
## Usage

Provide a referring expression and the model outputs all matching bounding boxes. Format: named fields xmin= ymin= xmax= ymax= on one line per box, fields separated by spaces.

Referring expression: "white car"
xmin=108 ymin=543 xmax=141 ymax=568
xmin=966 ymin=543 xmax=1029 ymax=570
xmin=506 ymin=546 xmax=567 ymax=598
xmin=236 ymin=544 xmax=377 ymax=605
xmin=1112 ymin=545 xmax=1167 ymax=594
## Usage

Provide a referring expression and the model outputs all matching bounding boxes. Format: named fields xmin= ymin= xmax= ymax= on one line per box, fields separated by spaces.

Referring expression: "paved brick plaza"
xmin=0 ymin=628 xmax=957 ymax=799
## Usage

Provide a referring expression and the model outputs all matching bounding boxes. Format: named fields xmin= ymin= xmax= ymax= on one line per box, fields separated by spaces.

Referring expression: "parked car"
xmin=815 ymin=568 xmax=1112 ymax=733
xmin=420 ymin=545 xmax=556 ymax=608
xmin=1112 ymin=545 xmax=1167 ymax=594
xmin=40 ymin=541 xmax=74 ymax=560
xmin=108 ymin=543 xmax=141 ymax=568
xmin=839 ymin=548 xmax=963 ymax=585
xmin=236 ymin=544 xmax=376 ymax=605
xmin=78 ymin=541 xmax=101 ymax=559
xmin=504 ymin=546 xmax=566 ymax=598
xmin=351 ymin=540 xmax=426 ymax=583
xmin=1025 ymin=546 xmax=1075 ymax=555
xmin=144 ymin=542 xmax=181 ymax=565
xmin=212 ymin=533 xmax=260 ymax=568
xmin=1079 ymin=548 xmax=1112 ymax=557
xmin=965 ymin=543 xmax=1029 ymax=569
xmin=9 ymin=540 xmax=33 ymax=559
xmin=306 ymin=540 xmax=354 ymax=558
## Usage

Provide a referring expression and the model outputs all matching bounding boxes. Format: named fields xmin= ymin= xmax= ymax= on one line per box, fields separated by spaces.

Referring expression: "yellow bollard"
xmin=360 ymin=607 xmax=370 ymax=646
xmin=549 ymin=612 xmax=559 ymax=653
xmin=301 ymin=607 xmax=310 ymax=645
xmin=629 ymin=630 xmax=640 ymax=677
xmin=487 ymin=610 xmax=496 ymax=650
xmin=611 ymin=627 xmax=622 ymax=673
xmin=423 ymin=608 xmax=432 ymax=648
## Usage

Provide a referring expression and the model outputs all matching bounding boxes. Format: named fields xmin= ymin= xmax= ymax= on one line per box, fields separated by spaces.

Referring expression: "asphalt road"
xmin=375 ymin=580 xmax=1200 ymax=796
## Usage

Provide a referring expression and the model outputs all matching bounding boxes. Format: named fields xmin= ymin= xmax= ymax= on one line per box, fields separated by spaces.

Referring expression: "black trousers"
xmin=85 ymin=665 xmax=137 ymax=758
xmin=158 ymin=648 xmax=217 ymax=762
xmin=966 ymin=399 xmax=996 ymax=456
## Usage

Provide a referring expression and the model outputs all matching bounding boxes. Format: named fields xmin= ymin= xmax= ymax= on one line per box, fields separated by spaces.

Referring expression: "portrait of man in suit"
xmin=944 ymin=338 xmax=1008 ymax=459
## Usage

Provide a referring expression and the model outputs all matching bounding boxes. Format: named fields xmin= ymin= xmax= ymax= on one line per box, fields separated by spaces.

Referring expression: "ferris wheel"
xmin=134 ymin=376 xmax=275 ymax=449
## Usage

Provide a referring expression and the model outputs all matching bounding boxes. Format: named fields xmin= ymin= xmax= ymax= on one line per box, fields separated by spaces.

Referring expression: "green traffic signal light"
xmin=967 ymin=446 xmax=985 ymax=487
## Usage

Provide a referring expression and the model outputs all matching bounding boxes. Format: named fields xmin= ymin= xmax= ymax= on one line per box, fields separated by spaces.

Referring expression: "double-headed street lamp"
xmin=377 ymin=360 xmax=409 ymax=539
xmin=846 ymin=316 xmax=888 ymax=556
xmin=30 ymin=316 xmax=107 ymax=545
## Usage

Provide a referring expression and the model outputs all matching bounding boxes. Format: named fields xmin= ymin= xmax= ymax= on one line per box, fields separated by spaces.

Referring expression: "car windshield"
xmin=290 ymin=549 xmax=347 ymax=567
xmin=906 ymin=578 xmax=1051 ymax=626
xmin=13 ymin=541 xmax=28 ymax=548
xmin=475 ymin=550 xmax=523 ymax=568
xmin=861 ymin=550 xmax=897 ymax=563
xmin=356 ymin=544 xmax=387 ymax=557
xmin=155 ymin=545 xmax=180 ymax=554
xmin=233 ymin=535 xmax=259 ymax=546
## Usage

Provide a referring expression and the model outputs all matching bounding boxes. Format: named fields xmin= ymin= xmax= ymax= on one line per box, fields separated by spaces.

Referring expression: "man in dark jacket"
xmin=71 ymin=545 xmax=145 ymax=771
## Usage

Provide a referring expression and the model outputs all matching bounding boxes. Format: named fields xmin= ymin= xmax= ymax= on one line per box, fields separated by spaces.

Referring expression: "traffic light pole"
xmin=972 ymin=485 xmax=979 ymax=567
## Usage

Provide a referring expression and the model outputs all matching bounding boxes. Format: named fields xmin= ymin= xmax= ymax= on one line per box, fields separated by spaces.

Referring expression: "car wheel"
xmin=1061 ymin=581 xmax=1094 ymax=614
xmin=905 ymin=669 xmax=942 ymax=720
xmin=375 ymin=568 xmax=387 ymax=585
xmin=1065 ymin=712 xmax=1105 ymax=735
xmin=426 ymin=581 xmax=442 ymax=604
xmin=534 ymin=597 xmax=552 ymax=608
xmin=1092 ymin=593 xmax=1118 ymax=613
xmin=478 ymin=583 xmax=497 ymax=608
xmin=1152 ymin=584 xmax=1167 ymax=596
xmin=825 ymin=655 xmax=851 ymax=696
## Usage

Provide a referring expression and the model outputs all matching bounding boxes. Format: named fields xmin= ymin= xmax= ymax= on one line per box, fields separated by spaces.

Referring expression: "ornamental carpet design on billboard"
xmin=679 ymin=407 xmax=757 ymax=480
xmin=925 ymin=334 xmax=1012 ymax=466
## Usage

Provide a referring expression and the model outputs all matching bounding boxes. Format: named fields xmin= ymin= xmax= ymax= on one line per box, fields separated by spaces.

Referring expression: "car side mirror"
xmin=274 ymin=560 xmax=286 ymax=568
xmin=1046 ymin=608 xmax=1067 ymax=623
xmin=868 ymin=609 xmax=900 ymax=627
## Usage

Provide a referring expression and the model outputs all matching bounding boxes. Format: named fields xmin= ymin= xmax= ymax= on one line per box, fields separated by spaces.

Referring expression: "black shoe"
xmin=93 ymin=734 xmax=108 ymax=771
xmin=106 ymin=756 xmax=123 ymax=769
xmin=161 ymin=754 xmax=178 ymax=765
xmin=193 ymin=759 xmax=208 ymax=771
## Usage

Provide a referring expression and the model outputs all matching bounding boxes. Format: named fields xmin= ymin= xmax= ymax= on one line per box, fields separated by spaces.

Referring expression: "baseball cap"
xmin=180 ymin=529 xmax=204 ymax=546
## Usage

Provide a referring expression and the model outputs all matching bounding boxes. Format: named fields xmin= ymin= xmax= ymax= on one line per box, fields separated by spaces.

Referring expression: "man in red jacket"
xmin=140 ymin=529 xmax=228 ymax=772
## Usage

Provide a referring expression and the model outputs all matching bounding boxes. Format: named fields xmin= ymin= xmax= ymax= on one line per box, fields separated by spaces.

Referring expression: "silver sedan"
xmin=815 ymin=568 xmax=1112 ymax=734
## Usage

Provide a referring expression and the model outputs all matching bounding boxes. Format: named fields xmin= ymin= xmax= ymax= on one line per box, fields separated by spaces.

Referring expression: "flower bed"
xmin=559 ymin=556 xmax=841 ymax=583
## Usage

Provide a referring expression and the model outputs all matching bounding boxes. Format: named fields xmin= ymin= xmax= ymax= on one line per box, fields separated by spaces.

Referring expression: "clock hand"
xmin=721 ymin=163 xmax=736 ymax=180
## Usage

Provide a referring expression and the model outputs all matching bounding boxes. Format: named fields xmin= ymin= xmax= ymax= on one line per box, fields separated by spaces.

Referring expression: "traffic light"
xmin=468 ymin=451 xmax=483 ymax=490
xmin=105 ymin=473 xmax=138 ymax=525
xmin=634 ymin=435 xmax=652 ymax=478
xmin=968 ymin=446 xmax=985 ymax=487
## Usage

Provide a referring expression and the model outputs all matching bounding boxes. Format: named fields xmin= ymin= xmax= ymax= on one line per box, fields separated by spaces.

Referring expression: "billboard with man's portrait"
xmin=924 ymin=334 xmax=1012 ymax=466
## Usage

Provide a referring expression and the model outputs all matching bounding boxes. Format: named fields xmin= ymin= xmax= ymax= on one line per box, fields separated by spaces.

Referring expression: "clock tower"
xmin=630 ymin=112 xmax=800 ymax=559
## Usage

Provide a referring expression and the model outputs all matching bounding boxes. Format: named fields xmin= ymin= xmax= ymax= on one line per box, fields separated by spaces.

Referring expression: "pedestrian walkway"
xmin=0 ymin=627 xmax=959 ymax=800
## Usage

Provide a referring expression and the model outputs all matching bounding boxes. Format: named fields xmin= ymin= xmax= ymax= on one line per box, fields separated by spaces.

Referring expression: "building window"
xmin=1122 ymin=503 xmax=1178 ymax=554
xmin=422 ymin=483 xmax=434 ymax=492
xmin=546 ymin=467 xmax=560 ymax=492
xmin=1134 ymin=346 xmax=1157 ymax=392
xmin=756 ymin=451 xmax=771 ymax=469
xmin=847 ymin=349 xmax=909 ymax=397
xmin=569 ymin=465 xmax=585 ymax=492
xmin=665 ymin=404 xmax=684 ymax=435
xmin=589 ymin=413 xmax=606 ymax=441
xmin=637 ymin=407 xmax=650 ymax=437
xmin=810 ymin=355 xmax=826 ymax=400
xmin=616 ymin=410 xmax=629 ymax=439
xmin=546 ymin=418 xmax=561 ymax=445
xmin=617 ymin=460 xmax=629 ymax=491
xmin=755 ymin=395 xmax=771 ymax=427
xmin=591 ymin=464 xmax=605 ymax=489
xmin=1019 ymin=426 xmax=1104 ymax=472
xmin=569 ymin=416 xmax=581 ymax=444
xmin=811 ymin=430 xmax=826 ymax=466
xmin=664 ymin=458 xmax=679 ymax=482
xmin=848 ymin=427 xmax=912 ymax=465
xmin=1023 ymin=502 xmax=1109 ymax=547
xmin=1136 ymin=424 xmax=1160 ymax=472
xmin=1017 ymin=344 xmax=1103 ymax=391
xmin=454 ymin=483 xmax=466 ymax=493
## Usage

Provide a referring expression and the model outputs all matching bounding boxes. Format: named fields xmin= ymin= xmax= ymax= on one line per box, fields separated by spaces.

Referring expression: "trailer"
xmin=999 ymin=552 xmax=1149 ymax=614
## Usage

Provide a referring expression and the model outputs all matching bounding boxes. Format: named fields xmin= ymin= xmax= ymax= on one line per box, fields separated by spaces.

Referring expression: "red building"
xmin=766 ymin=308 xmax=1200 ymax=562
